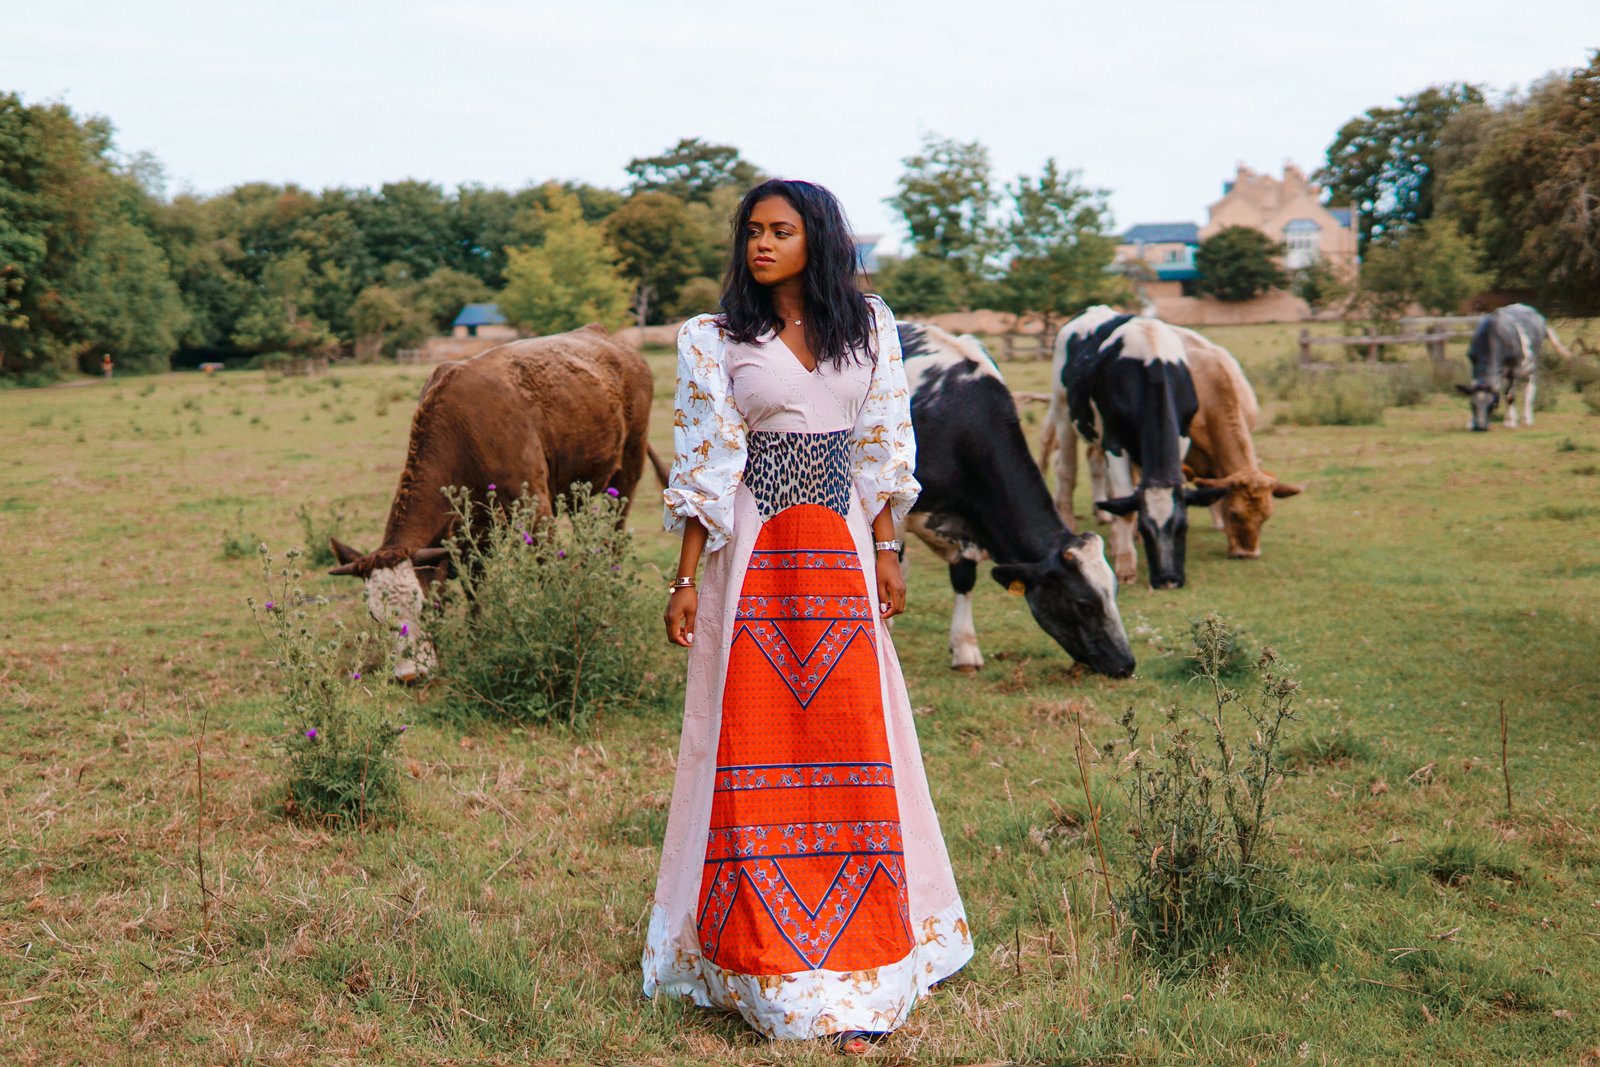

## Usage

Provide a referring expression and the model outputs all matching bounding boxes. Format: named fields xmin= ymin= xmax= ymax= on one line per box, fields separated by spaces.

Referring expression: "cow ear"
xmin=1095 ymin=495 xmax=1139 ymax=516
xmin=1271 ymin=480 xmax=1304 ymax=499
xmin=1455 ymin=383 xmax=1475 ymax=395
xmin=990 ymin=562 xmax=1039 ymax=594
xmin=1184 ymin=484 xmax=1229 ymax=507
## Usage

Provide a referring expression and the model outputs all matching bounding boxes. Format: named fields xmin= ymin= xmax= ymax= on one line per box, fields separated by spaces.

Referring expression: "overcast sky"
xmin=6 ymin=2 xmax=1598 ymax=253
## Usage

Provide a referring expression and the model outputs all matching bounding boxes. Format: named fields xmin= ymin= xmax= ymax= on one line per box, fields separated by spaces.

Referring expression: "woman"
xmin=642 ymin=179 xmax=972 ymax=1051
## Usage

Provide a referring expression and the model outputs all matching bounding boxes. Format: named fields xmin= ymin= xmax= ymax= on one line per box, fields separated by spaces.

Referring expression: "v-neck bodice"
xmin=725 ymin=334 xmax=874 ymax=435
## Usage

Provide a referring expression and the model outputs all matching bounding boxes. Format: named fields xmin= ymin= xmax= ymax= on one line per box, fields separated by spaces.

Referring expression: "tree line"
xmin=4 ymin=53 xmax=1597 ymax=382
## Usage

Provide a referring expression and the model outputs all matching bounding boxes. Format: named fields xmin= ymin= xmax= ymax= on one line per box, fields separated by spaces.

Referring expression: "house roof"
xmin=1122 ymin=222 xmax=1200 ymax=245
xmin=1328 ymin=207 xmax=1353 ymax=228
xmin=453 ymin=302 xmax=507 ymax=328
xmin=1284 ymin=217 xmax=1322 ymax=233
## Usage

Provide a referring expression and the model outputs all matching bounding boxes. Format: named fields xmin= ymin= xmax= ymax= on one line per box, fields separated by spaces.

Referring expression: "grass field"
xmin=2 ymin=326 xmax=1599 ymax=1066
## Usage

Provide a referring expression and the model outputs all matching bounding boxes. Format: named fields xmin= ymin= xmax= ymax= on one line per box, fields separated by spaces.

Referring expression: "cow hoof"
xmin=952 ymin=664 xmax=980 ymax=675
xmin=1094 ymin=510 xmax=1113 ymax=525
xmin=1228 ymin=550 xmax=1261 ymax=560
xmin=394 ymin=671 xmax=426 ymax=686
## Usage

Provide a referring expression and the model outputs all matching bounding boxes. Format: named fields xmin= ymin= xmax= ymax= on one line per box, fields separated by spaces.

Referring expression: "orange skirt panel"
xmin=696 ymin=503 xmax=914 ymax=975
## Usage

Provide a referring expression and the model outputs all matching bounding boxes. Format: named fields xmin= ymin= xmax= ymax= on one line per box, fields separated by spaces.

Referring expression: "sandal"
xmin=830 ymin=1030 xmax=876 ymax=1055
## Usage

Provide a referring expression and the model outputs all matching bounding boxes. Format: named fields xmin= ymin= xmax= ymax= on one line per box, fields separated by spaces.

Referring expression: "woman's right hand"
xmin=664 ymin=587 xmax=698 ymax=648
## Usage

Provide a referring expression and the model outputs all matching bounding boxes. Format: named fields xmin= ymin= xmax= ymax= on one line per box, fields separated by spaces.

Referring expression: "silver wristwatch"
xmin=874 ymin=539 xmax=902 ymax=554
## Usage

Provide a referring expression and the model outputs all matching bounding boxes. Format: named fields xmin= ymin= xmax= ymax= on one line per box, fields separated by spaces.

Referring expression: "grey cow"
xmin=1458 ymin=304 xmax=1567 ymax=432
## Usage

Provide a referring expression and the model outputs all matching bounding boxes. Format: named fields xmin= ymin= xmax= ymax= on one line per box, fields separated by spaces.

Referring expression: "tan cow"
xmin=328 ymin=325 xmax=660 ymax=681
xmin=1043 ymin=322 xmax=1302 ymax=561
xmin=1172 ymin=326 xmax=1301 ymax=559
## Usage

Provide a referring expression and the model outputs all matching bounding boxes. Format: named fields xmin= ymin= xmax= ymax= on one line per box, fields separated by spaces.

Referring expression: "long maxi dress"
xmin=644 ymin=296 xmax=973 ymax=1040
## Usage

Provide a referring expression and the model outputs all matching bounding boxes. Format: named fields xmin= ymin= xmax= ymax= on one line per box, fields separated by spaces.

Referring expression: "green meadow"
xmin=2 ymin=328 xmax=1598 ymax=1065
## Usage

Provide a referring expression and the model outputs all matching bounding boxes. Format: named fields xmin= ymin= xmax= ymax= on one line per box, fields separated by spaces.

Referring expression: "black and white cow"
xmin=1458 ymin=303 xmax=1557 ymax=432
xmin=1045 ymin=307 xmax=1224 ymax=590
xmin=897 ymin=322 xmax=1136 ymax=677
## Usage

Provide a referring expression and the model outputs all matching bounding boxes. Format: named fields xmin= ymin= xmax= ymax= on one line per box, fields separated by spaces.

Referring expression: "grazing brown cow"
xmin=329 ymin=324 xmax=658 ymax=681
xmin=1172 ymin=326 xmax=1301 ymax=559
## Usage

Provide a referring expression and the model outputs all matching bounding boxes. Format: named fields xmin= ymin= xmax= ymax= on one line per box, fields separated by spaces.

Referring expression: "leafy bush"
xmin=428 ymin=483 xmax=662 ymax=728
xmin=296 ymin=500 xmax=349 ymax=568
xmin=1285 ymin=372 xmax=1388 ymax=426
xmin=220 ymin=508 xmax=260 ymax=560
xmin=251 ymin=548 xmax=405 ymax=827
xmin=1112 ymin=614 xmax=1325 ymax=971
xmin=1581 ymin=381 xmax=1600 ymax=416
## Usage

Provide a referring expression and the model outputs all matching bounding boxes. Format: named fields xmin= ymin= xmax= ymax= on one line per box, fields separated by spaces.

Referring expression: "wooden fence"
xmin=1297 ymin=321 xmax=1477 ymax=368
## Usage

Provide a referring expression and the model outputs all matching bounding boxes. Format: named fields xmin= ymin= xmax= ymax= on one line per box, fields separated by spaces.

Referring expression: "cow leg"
xmin=1504 ymin=382 xmax=1519 ymax=428
xmin=1209 ymin=499 xmax=1227 ymax=531
xmin=1103 ymin=451 xmax=1139 ymax=585
xmin=1089 ymin=444 xmax=1112 ymax=525
xmin=948 ymin=558 xmax=983 ymax=672
xmin=1047 ymin=396 xmax=1078 ymax=530
xmin=1523 ymin=378 xmax=1536 ymax=426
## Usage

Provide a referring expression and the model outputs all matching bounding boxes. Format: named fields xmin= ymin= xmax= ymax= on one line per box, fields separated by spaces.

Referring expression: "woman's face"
xmin=745 ymin=195 xmax=807 ymax=288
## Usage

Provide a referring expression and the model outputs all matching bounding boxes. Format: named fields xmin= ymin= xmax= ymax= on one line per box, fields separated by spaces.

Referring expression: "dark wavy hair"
xmin=717 ymin=179 xmax=876 ymax=368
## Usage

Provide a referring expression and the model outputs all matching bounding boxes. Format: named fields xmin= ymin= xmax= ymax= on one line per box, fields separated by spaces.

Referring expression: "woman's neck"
xmin=769 ymin=280 xmax=805 ymax=325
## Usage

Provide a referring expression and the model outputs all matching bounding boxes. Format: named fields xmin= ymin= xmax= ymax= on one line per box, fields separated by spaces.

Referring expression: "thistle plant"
xmin=1112 ymin=613 xmax=1320 ymax=969
xmin=427 ymin=482 xmax=662 ymax=728
xmin=250 ymin=546 xmax=405 ymax=828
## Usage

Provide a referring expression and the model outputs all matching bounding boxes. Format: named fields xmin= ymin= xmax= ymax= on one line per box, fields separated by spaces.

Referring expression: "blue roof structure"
xmin=1156 ymin=265 xmax=1201 ymax=282
xmin=1284 ymin=217 xmax=1322 ymax=233
xmin=1122 ymin=222 xmax=1200 ymax=245
xmin=1328 ymin=207 xmax=1353 ymax=228
xmin=453 ymin=302 xmax=507 ymax=328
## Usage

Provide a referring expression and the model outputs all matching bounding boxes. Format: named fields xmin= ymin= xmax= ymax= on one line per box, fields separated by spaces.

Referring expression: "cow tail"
xmin=1545 ymin=325 xmax=1572 ymax=361
xmin=646 ymin=444 xmax=671 ymax=489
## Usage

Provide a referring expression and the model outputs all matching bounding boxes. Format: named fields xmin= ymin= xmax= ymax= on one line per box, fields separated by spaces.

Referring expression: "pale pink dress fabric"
xmin=643 ymin=300 xmax=973 ymax=1039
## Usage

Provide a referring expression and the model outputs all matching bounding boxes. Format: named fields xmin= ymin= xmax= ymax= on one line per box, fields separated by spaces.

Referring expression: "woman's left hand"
xmin=876 ymin=551 xmax=906 ymax=619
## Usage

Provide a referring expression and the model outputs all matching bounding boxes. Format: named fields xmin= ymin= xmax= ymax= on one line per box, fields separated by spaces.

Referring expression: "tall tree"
xmin=626 ymin=138 xmax=761 ymax=205
xmin=1317 ymin=83 xmax=1485 ymax=248
xmin=0 ymin=94 xmax=186 ymax=378
xmin=1437 ymin=55 xmax=1600 ymax=311
xmin=993 ymin=159 xmax=1127 ymax=323
xmin=1356 ymin=218 xmax=1489 ymax=319
xmin=231 ymin=250 xmax=336 ymax=356
xmin=886 ymin=134 xmax=997 ymax=277
xmin=1195 ymin=227 xmax=1286 ymax=302
xmin=605 ymin=192 xmax=701 ymax=326
xmin=499 ymin=190 xmax=631 ymax=335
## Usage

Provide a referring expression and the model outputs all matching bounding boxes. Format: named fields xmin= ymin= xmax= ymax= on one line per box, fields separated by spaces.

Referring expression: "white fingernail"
xmin=686 ymin=632 xmax=694 ymax=644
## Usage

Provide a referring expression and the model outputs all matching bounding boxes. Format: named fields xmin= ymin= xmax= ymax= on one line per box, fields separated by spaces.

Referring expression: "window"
xmin=1283 ymin=219 xmax=1321 ymax=269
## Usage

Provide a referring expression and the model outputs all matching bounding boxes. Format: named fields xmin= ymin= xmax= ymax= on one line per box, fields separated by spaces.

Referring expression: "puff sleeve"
xmin=850 ymin=296 xmax=921 ymax=527
xmin=662 ymin=315 xmax=748 ymax=554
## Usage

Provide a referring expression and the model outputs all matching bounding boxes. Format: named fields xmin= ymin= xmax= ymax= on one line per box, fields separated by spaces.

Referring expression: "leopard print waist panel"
xmin=743 ymin=429 xmax=852 ymax=521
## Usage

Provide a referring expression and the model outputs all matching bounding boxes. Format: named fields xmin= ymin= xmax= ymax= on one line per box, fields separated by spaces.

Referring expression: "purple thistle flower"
xmin=399 ymin=622 xmax=409 ymax=637
xmin=522 ymin=532 xmax=534 ymax=545
xmin=351 ymin=671 xmax=362 ymax=681
xmin=399 ymin=724 xmax=408 ymax=732
xmin=557 ymin=549 xmax=566 ymax=559
xmin=487 ymin=483 xmax=496 ymax=491
xmin=605 ymin=487 xmax=620 ymax=498
xmin=264 ymin=601 xmax=275 ymax=611
xmin=305 ymin=727 xmax=318 ymax=740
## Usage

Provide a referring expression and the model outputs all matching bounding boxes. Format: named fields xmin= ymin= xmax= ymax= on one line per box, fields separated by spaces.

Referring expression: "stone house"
xmin=1113 ymin=162 xmax=1359 ymax=325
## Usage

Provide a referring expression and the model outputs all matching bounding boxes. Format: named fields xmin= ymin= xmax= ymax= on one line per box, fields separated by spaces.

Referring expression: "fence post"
xmin=1299 ymin=328 xmax=1311 ymax=366
xmin=1367 ymin=325 xmax=1380 ymax=363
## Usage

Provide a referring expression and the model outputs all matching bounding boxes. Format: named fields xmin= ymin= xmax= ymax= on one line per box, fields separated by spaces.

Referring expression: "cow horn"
xmin=412 ymin=547 xmax=451 ymax=565
xmin=1271 ymin=481 xmax=1304 ymax=498
xmin=328 ymin=560 xmax=363 ymax=576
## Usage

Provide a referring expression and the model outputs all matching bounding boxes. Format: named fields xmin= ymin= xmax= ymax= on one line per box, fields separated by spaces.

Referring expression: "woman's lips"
xmin=753 ymin=256 xmax=775 ymax=265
